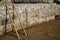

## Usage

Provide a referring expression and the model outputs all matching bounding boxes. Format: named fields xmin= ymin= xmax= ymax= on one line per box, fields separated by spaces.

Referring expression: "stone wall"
xmin=0 ymin=3 xmax=60 ymax=35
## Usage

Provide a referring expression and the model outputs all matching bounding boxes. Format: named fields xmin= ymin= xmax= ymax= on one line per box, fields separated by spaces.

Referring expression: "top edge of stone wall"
xmin=15 ymin=3 xmax=56 ymax=4
xmin=14 ymin=3 xmax=57 ymax=6
xmin=0 ymin=3 xmax=57 ymax=6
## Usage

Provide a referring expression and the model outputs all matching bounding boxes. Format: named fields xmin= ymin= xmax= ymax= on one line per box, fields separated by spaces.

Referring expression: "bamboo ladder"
xmin=5 ymin=3 xmax=27 ymax=39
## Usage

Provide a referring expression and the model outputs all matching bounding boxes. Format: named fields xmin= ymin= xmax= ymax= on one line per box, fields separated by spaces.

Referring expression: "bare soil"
xmin=0 ymin=19 xmax=60 ymax=40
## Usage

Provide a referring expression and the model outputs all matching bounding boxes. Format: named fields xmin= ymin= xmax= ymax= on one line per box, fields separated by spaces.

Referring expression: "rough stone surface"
xmin=0 ymin=3 xmax=60 ymax=35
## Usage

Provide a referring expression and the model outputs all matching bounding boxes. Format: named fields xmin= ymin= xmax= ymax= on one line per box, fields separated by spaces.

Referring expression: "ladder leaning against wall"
xmin=4 ymin=3 xmax=27 ymax=39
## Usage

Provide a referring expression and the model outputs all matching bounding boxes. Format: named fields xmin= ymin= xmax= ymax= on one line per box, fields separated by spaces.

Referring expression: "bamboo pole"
xmin=13 ymin=4 xmax=27 ymax=36
xmin=7 ymin=5 xmax=20 ymax=39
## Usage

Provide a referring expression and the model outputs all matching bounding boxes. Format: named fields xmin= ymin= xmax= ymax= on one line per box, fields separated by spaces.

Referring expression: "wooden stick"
xmin=7 ymin=5 xmax=20 ymax=39
xmin=14 ymin=5 xmax=27 ymax=36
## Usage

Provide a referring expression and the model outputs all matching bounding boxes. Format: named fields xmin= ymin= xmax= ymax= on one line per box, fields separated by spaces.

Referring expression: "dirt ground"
xmin=0 ymin=19 xmax=60 ymax=40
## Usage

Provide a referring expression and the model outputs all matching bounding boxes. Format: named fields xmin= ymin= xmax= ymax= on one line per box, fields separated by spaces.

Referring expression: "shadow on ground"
xmin=0 ymin=19 xmax=60 ymax=40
